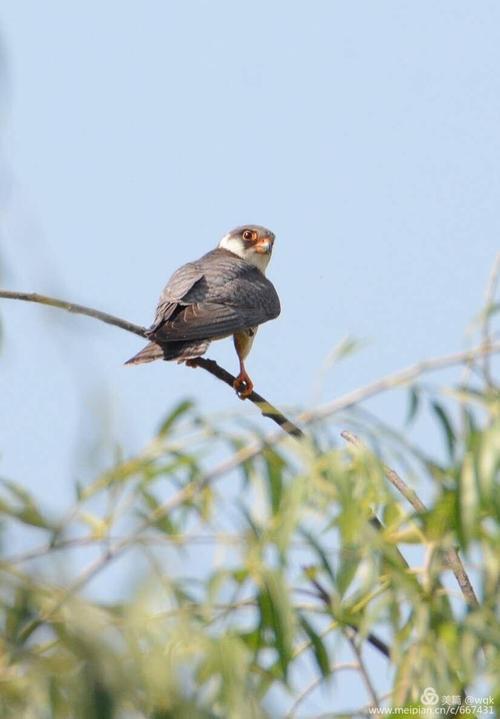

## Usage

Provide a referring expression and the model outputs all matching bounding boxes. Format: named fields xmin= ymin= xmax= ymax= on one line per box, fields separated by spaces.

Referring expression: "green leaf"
xmin=431 ymin=401 xmax=456 ymax=459
xmin=239 ymin=503 xmax=262 ymax=539
xmin=324 ymin=335 xmax=367 ymax=365
xmin=5 ymin=587 xmax=35 ymax=645
xmin=238 ymin=628 xmax=260 ymax=653
xmin=456 ymin=452 xmax=479 ymax=547
xmin=262 ymin=447 xmax=285 ymax=515
xmin=0 ymin=477 xmax=53 ymax=529
xmin=299 ymin=528 xmax=336 ymax=585
xmin=139 ymin=487 xmax=177 ymax=534
xmin=477 ymin=421 xmax=500 ymax=505
xmin=227 ymin=437 xmax=255 ymax=486
xmin=336 ymin=548 xmax=359 ymax=597
xmin=257 ymin=571 xmax=294 ymax=681
xmin=421 ymin=490 xmax=456 ymax=541
xmin=299 ymin=615 xmax=331 ymax=678
xmin=406 ymin=386 xmax=421 ymax=425
xmin=157 ymin=399 xmax=195 ymax=437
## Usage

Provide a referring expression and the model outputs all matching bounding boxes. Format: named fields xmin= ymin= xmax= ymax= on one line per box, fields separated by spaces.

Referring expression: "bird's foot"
xmin=233 ymin=371 xmax=254 ymax=399
xmin=185 ymin=359 xmax=199 ymax=368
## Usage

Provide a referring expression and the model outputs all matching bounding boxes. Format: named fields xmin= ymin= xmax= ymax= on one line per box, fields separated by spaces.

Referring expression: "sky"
xmin=0 ymin=1 xmax=499 ymax=714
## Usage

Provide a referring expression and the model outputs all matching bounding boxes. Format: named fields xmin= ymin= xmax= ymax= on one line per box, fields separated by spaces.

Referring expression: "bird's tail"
xmin=124 ymin=341 xmax=164 ymax=365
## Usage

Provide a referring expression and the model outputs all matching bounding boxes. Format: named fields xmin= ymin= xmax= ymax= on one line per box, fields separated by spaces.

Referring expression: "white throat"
xmin=219 ymin=235 xmax=271 ymax=274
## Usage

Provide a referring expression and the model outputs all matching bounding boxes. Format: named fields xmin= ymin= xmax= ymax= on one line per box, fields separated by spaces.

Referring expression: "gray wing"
xmin=147 ymin=248 xmax=280 ymax=343
xmin=149 ymin=262 xmax=205 ymax=331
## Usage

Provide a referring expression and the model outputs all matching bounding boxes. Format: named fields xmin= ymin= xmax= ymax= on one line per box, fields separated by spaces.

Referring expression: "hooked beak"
xmin=254 ymin=234 xmax=275 ymax=255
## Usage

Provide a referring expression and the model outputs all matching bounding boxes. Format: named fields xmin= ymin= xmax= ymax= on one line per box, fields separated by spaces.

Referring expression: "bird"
xmin=125 ymin=225 xmax=280 ymax=398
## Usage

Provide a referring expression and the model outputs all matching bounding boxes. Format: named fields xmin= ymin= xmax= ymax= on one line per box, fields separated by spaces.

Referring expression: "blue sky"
xmin=0 ymin=1 xmax=499 ymax=713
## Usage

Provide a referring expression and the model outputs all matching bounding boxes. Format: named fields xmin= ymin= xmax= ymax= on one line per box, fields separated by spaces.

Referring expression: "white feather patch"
xmin=218 ymin=235 xmax=271 ymax=274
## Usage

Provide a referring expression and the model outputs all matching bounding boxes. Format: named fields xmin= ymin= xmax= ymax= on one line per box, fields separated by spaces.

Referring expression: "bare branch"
xmin=341 ymin=430 xmax=479 ymax=608
xmin=345 ymin=630 xmax=380 ymax=709
xmin=0 ymin=289 xmax=147 ymax=337
xmin=0 ymin=289 xmax=304 ymax=438
xmin=3 ymin=288 xmax=500 ymax=441
xmin=192 ymin=357 xmax=304 ymax=437
xmin=286 ymin=662 xmax=359 ymax=718
xmin=303 ymin=340 xmax=500 ymax=423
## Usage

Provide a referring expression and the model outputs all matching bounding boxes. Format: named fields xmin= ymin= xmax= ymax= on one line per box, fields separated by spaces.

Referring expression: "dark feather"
xmin=128 ymin=247 xmax=280 ymax=365
xmin=124 ymin=341 xmax=163 ymax=365
xmin=149 ymin=248 xmax=280 ymax=344
xmin=125 ymin=338 xmax=210 ymax=365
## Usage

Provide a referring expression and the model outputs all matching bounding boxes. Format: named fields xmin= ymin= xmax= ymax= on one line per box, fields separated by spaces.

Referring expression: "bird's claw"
xmin=233 ymin=372 xmax=254 ymax=399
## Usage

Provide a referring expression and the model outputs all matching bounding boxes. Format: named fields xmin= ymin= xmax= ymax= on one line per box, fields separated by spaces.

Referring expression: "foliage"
xmin=1 ymin=262 xmax=499 ymax=716
xmin=0 ymin=367 xmax=499 ymax=717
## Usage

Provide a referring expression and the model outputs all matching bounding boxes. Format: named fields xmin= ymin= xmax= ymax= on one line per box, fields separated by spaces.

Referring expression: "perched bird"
xmin=125 ymin=225 xmax=280 ymax=397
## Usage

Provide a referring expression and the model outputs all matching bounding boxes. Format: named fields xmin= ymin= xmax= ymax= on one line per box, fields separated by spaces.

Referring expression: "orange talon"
xmin=233 ymin=370 xmax=254 ymax=399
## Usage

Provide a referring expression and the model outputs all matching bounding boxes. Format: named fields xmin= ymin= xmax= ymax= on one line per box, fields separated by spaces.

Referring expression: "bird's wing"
xmin=153 ymin=301 xmax=274 ymax=342
xmin=149 ymin=248 xmax=280 ymax=342
xmin=149 ymin=262 xmax=205 ymax=332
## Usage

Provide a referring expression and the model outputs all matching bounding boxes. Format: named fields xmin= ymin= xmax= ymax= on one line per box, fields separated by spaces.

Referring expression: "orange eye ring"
xmin=242 ymin=229 xmax=256 ymax=241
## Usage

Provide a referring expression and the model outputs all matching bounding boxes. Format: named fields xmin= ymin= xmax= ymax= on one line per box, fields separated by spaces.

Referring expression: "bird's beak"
xmin=254 ymin=235 xmax=274 ymax=254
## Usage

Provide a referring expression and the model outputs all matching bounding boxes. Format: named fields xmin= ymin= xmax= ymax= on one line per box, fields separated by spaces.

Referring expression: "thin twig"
xmin=285 ymin=662 xmax=359 ymax=718
xmin=345 ymin=630 xmax=380 ymax=709
xmin=192 ymin=357 xmax=304 ymax=436
xmin=303 ymin=340 xmax=500 ymax=424
xmin=0 ymin=290 xmax=146 ymax=337
xmin=0 ymin=289 xmax=304 ymax=437
xmin=340 ymin=431 xmax=479 ymax=608
xmin=342 ymin=432 xmax=426 ymax=513
xmin=2 ymin=533 xmax=248 ymax=565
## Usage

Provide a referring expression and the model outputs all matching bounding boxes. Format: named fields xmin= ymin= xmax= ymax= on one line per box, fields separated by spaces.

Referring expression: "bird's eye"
xmin=242 ymin=229 xmax=255 ymax=241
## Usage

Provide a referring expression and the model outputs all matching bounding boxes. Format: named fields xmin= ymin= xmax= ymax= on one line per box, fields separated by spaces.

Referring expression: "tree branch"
xmin=4 ymin=288 xmax=499 ymax=439
xmin=344 ymin=630 xmax=380 ymax=709
xmin=0 ymin=290 xmax=147 ymax=337
xmin=341 ymin=431 xmax=479 ymax=608
xmin=285 ymin=662 xmax=359 ymax=718
xmin=302 ymin=340 xmax=500 ymax=423
xmin=191 ymin=357 xmax=304 ymax=436
xmin=0 ymin=289 xmax=304 ymax=438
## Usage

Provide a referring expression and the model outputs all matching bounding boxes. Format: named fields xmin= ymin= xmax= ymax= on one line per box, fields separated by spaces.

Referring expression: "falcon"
xmin=125 ymin=225 xmax=280 ymax=397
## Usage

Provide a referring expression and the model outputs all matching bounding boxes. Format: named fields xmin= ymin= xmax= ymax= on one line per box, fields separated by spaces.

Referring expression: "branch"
xmin=0 ymin=290 xmax=146 ymax=337
xmin=344 ymin=630 xmax=380 ymax=709
xmin=285 ymin=662 xmax=359 ymax=718
xmin=4 ymin=289 xmax=499 ymax=439
xmin=341 ymin=431 xmax=479 ymax=608
xmin=0 ymin=289 xmax=304 ymax=438
xmin=192 ymin=358 xmax=304 ymax=437
xmin=302 ymin=340 xmax=500 ymax=423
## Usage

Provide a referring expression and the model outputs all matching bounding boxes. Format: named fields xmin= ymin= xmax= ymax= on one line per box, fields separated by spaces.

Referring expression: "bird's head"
xmin=218 ymin=225 xmax=276 ymax=273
